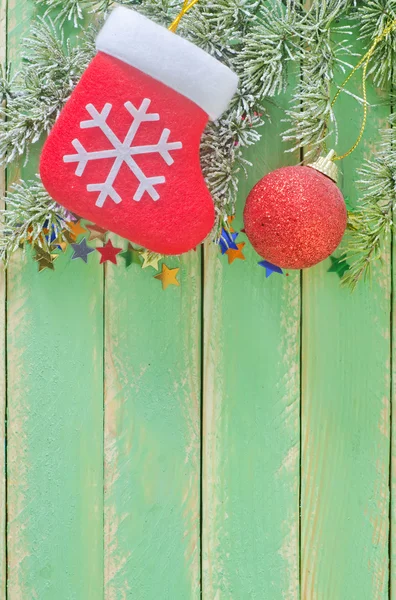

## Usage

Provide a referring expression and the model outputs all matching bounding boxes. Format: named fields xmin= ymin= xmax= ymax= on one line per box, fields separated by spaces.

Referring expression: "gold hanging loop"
xmin=168 ymin=0 xmax=200 ymax=33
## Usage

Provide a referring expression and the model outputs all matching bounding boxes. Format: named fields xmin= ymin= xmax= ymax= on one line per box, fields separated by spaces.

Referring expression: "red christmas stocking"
xmin=40 ymin=7 xmax=238 ymax=254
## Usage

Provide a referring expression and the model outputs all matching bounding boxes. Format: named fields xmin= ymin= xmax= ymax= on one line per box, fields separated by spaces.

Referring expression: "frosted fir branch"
xmin=0 ymin=18 xmax=96 ymax=165
xmin=138 ymin=0 xmax=181 ymax=25
xmin=342 ymin=117 xmax=396 ymax=289
xmin=283 ymin=0 xmax=356 ymax=159
xmin=36 ymin=0 xmax=85 ymax=26
xmin=236 ymin=0 xmax=302 ymax=103
xmin=0 ymin=64 xmax=17 ymax=102
xmin=200 ymin=120 xmax=241 ymax=217
xmin=200 ymin=110 xmax=262 ymax=218
xmin=357 ymin=0 xmax=396 ymax=88
xmin=179 ymin=0 xmax=260 ymax=55
xmin=0 ymin=177 xmax=71 ymax=264
xmin=36 ymin=0 xmax=183 ymax=27
xmin=198 ymin=0 xmax=261 ymax=29
xmin=36 ymin=0 xmax=143 ymax=26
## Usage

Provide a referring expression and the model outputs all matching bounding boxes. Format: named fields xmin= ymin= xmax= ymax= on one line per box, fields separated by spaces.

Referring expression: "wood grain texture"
xmin=104 ymin=249 xmax=201 ymax=599
xmin=202 ymin=91 xmax=301 ymax=598
xmin=0 ymin=0 xmax=6 ymax=595
xmin=391 ymin=97 xmax=396 ymax=600
xmin=6 ymin=2 xmax=104 ymax=597
xmin=301 ymin=35 xmax=391 ymax=599
xmin=1 ymin=5 xmax=395 ymax=599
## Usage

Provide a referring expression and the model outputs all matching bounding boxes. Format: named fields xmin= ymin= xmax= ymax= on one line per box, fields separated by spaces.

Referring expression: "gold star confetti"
xmin=86 ymin=223 xmax=107 ymax=242
xmin=140 ymin=249 xmax=162 ymax=271
xmin=52 ymin=236 xmax=68 ymax=252
xmin=154 ymin=263 xmax=180 ymax=290
xmin=63 ymin=230 xmax=77 ymax=244
xmin=226 ymin=242 xmax=246 ymax=264
xmin=33 ymin=246 xmax=59 ymax=272
xmin=26 ymin=226 xmax=46 ymax=247
xmin=66 ymin=220 xmax=86 ymax=239
xmin=227 ymin=215 xmax=236 ymax=232
xmin=26 ymin=226 xmax=35 ymax=245
xmin=34 ymin=246 xmax=51 ymax=262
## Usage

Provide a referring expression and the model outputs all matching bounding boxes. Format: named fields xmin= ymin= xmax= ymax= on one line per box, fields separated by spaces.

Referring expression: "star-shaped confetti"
xmin=86 ymin=223 xmax=107 ymax=242
xmin=64 ymin=230 xmax=78 ymax=244
xmin=328 ymin=254 xmax=350 ymax=278
xmin=227 ymin=215 xmax=236 ymax=232
xmin=258 ymin=260 xmax=283 ymax=277
xmin=71 ymin=238 xmax=95 ymax=263
xmin=119 ymin=243 xmax=142 ymax=268
xmin=97 ymin=239 xmax=122 ymax=264
xmin=33 ymin=246 xmax=59 ymax=272
xmin=26 ymin=226 xmax=46 ymax=247
xmin=154 ymin=263 xmax=180 ymax=290
xmin=140 ymin=249 xmax=162 ymax=270
xmin=218 ymin=229 xmax=239 ymax=254
xmin=67 ymin=220 xmax=86 ymax=240
xmin=226 ymin=242 xmax=245 ymax=264
xmin=42 ymin=220 xmax=59 ymax=246
xmin=52 ymin=236 xmax=68 ymax=253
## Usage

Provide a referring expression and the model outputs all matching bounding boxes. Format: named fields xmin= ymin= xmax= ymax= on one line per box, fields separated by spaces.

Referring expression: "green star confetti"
xmin=328 ymin=254 xmax=350 ymax=278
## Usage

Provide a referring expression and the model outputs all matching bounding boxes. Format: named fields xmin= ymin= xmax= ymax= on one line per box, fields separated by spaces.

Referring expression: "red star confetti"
xmin=97 ymin=239 xmax=122 ymax=264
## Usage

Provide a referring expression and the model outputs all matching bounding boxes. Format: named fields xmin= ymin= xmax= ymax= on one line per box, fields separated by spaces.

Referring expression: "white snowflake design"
xmin=63 ymin=99 xmax=183 ymax=208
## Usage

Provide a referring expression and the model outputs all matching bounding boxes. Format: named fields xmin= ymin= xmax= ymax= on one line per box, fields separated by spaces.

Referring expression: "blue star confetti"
xmin=43 ymin=220 xmax=62 ymax=245
xmin=258 ymin=260 xmax=283 ymax=278
xmin=71 ymin=238 xmax=95 ymax=263
xmin=217 ymin=229 xmax=239 ymax=254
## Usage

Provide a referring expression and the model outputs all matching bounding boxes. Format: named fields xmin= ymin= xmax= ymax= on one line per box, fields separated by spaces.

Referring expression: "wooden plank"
xmin=6 ymin=2 xmax=104 ymax=597
xmin=0 ymin=0 xmax=6 ymax=595
xmin=301 ymin=36 xmax=391 ymax=599
xmin=104 ymin=250 xmax=201 ymax=598
xmin=391 ymin=94 xmax=396 ymax=600
xmin=202 ymin=96 xmax=301 ymax=595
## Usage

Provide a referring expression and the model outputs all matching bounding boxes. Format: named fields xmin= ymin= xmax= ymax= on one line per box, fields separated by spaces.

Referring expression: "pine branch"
xmin=342 ymin=117 xmax=396 ymax=289
xmin=237 ymin=1 xmax=301 ymax=103
xmin=283 ymin=0 xmax=356 ymax=159
xmin=358 ymin=0 xmax=396 ymax=88
xmin=200 ymin=110 xmax=261 ymax=219
xmin=0 ymin=18 xmax=96 ymax=164
xmin=0 ymin=177 xmax=71 ymax=264
xmin=36 ymin=0 xmax=146 ymax=26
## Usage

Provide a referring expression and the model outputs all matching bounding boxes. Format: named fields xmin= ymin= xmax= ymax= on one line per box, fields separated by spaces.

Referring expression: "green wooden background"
xmin=0 ymin=1 xmax=394 ymax=598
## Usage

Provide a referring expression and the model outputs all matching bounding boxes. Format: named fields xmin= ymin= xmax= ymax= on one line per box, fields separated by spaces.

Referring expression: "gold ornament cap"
xmin=308 ymin=150 xmax=338 ymax=183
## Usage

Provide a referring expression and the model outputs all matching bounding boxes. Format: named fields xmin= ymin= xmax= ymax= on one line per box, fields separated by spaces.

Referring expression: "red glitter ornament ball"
xmin=243 ymin=165 xmax=347 ymax=269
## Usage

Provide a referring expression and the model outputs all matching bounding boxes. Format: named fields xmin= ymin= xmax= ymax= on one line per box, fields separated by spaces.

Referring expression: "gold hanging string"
xmin=331 ymin=19 xmax=396 ymax=162
xmin=168 ymin=0 xmax=200 ymax=33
